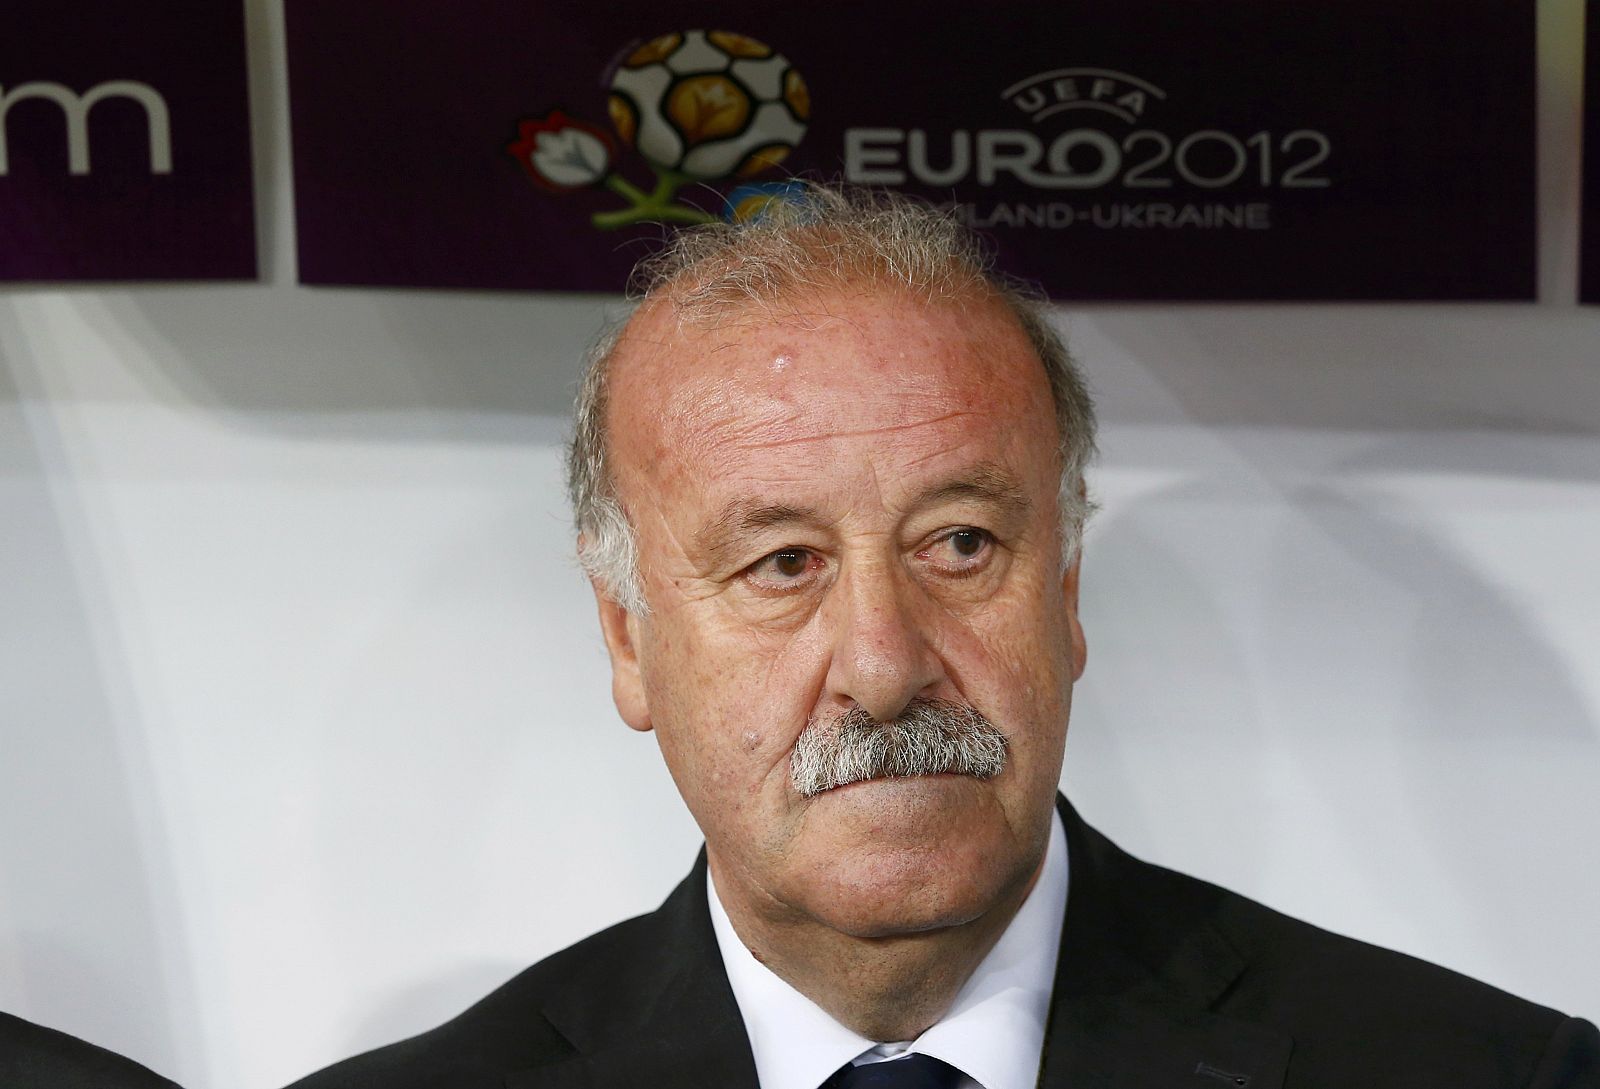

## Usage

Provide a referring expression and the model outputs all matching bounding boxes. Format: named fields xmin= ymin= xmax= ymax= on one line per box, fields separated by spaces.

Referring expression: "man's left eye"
xmin=948 ymin=529 xmax=988 ymax=557
xmin=922 ymin=528 xmax=993 ymax=568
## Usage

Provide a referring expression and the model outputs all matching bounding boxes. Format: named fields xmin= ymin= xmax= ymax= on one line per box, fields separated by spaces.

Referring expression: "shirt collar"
xmin=708 ymin=806 xmax=1070 ymax=1089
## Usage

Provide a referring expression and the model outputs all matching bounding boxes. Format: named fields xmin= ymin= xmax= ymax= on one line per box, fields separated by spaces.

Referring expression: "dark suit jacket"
xmin=0 ymin=1012 xmax=182 ymax=1089
xmin=287 ymin=797 xmax=1599 ymax=1089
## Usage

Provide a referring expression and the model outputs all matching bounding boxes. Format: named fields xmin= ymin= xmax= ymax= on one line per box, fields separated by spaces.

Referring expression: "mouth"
xmin=818 ymin=770 xmax=974 ymax=794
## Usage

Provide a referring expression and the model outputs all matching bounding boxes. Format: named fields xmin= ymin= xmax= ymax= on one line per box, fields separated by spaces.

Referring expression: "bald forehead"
xmin=599 ymin=283 xmax=1058 ymax=507
xmin=607 ymin=282 xmax=1041 ymax=399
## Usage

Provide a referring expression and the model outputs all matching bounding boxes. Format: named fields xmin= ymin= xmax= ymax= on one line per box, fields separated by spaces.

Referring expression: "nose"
xmin=822 ymin=559 xmax=946 ymax=722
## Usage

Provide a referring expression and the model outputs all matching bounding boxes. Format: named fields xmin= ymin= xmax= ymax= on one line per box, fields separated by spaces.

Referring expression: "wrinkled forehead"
xmin=602 ymin=284 xmax=1057 ymax=501
xmin=610 ymin=282 xmax=1043 ymax=411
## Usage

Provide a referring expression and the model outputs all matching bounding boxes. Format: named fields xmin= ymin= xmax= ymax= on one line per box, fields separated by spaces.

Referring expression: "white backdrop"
xmin=2 ymin=3 xmax=1597 ymax=1087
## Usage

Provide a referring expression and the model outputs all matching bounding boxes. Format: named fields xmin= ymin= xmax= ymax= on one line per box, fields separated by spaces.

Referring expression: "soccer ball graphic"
xmin=608 ymin=29 xmax=810 ymax=181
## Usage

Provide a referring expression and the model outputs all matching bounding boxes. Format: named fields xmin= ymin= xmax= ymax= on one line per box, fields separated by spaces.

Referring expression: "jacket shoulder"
xmin=0 ymin=1012 xmax=182 ymax=1089
xmin=1207 ymin=876 xmax=1562 ymax=1021
xmin=282 ymin=908 xmax=668 ymax=1089
xmin=1118 ymin=846 xmax=1595 ymax=1086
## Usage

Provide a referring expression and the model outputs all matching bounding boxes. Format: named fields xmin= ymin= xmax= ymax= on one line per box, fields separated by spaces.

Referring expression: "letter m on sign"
xmin=0 ymin=80 xmax=172 ymax=175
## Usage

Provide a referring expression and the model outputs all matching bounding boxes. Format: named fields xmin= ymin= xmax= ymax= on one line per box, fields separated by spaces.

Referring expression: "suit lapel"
xmin=510 ymin=803 xmax=1294 ymax=1089
xmin=518 ymin=1033 xmax=755 ymax=1089
xmin=1039 ymin=1000 xmax=1293 ymax=1089
xmin=505 ymin=853 xmax=759 ymax=1089
xmin=1037 ymin=797 xmax=1294 ymax=1089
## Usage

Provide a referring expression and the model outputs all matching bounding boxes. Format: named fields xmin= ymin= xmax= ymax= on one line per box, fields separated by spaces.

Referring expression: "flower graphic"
xmin=507 ymin=111 xmax=613 ymax=191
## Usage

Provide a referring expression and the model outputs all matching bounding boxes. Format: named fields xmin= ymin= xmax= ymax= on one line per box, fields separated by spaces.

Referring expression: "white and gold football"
xmin=608 ymin=29 xmax=810 ymax=180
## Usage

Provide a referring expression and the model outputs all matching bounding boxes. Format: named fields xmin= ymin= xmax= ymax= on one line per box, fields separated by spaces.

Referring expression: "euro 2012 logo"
xmin=508 ymin=30 xmax=810 ymax=228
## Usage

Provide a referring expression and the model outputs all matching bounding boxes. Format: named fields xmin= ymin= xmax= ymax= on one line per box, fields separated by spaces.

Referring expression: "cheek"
xmin=642 ymin=607 xmax=834 ymax=786
xmin=937 ymin=595 xmax=1075 ymax=734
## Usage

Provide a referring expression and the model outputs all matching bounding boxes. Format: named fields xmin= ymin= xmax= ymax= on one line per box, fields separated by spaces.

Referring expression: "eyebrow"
xmin=912 ymin=464 xmax=1032 ymax=518
xmin=696 ymin=501 xmax=824 ymax=570
xmin=694 ymin=464 xmax=1032 ymax=570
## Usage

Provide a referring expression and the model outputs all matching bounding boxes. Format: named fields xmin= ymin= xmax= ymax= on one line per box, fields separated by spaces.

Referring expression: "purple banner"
xmin=286 ymin=1 xmax=1534 ymax=301
xmin=1583 ymin=0 xmax=1599 ymax=304
xmin=0 ymin=0 xmax=255 ymax=282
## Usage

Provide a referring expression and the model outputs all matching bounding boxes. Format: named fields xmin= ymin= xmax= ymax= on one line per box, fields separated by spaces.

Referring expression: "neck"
xmin=711 ymin=856 xmax=1043 ymax=1042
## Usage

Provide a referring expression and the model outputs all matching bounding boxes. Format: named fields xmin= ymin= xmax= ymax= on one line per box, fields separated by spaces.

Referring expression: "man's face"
xmin=594 ymin=282 xmax=1086 ymax=940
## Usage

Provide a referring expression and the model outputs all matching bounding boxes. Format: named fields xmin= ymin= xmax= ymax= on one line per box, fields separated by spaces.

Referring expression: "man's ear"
xmin=592 ymin=583 xmax=652 ymax=733
xmin=1063 ymin=551 xmax=1087 ymax=682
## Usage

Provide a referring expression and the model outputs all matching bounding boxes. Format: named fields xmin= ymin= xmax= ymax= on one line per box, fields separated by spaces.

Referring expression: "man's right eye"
xmin=746 ymin=548 xmax=821 ymax=588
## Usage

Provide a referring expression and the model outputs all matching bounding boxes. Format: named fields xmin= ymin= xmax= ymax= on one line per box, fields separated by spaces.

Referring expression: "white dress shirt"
xmin=708 ymin=807 xmax=1070 ymax=1089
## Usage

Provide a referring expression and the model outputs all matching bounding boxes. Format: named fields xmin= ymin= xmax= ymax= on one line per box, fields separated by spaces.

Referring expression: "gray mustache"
xmin=790 ymin=697 xmax=1009 ymax=798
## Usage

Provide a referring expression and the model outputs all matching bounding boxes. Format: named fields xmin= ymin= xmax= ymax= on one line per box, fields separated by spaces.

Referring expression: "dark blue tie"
xmin=825 ymin=1054 xmax=966 ymax=1089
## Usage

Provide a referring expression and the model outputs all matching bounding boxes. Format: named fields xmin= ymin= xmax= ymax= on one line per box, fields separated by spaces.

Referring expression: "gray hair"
xmin=566 ymin=184 xmax=1097 ymax=613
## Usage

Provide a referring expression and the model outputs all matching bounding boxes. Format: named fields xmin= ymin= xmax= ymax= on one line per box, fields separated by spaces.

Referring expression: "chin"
xmin=793 ymin=782 xmax=1035 ymax=938
xmin=803 ymin=851 xmax=1016 ymax=939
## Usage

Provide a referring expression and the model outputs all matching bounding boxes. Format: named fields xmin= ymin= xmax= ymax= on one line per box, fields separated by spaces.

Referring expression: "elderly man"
xmin=287 ymin=188 xmax=1598 ymax=1089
